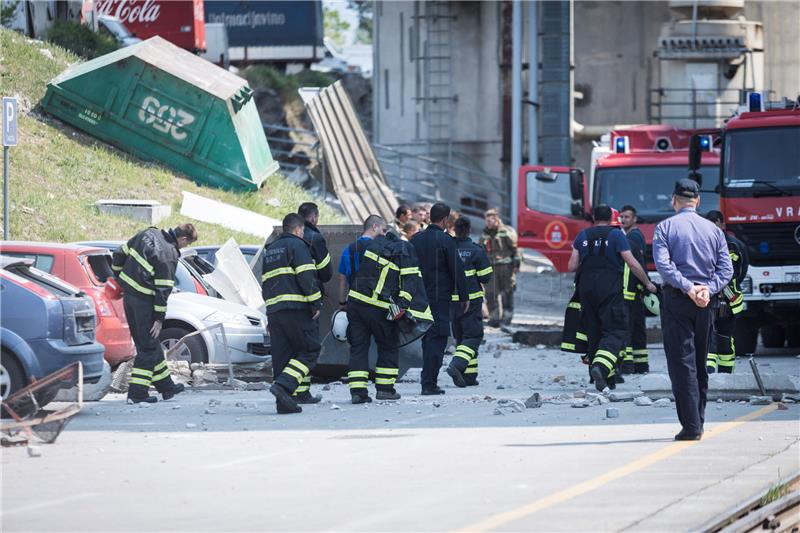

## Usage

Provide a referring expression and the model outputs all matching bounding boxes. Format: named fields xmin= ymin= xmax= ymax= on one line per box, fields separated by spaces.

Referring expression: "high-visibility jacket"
xmin=480 ymin=224 xmax=521 ymax=268
xmin=303 ymin=221 xmax=333 ymax=287
xmin=112 ymin=227 xmax=179 ymax=321
xmin=348 ymin=233 xmax=433 ymax=323
xmin=723 ymin=234 xmax=748 ymax=315
xmin=452 ymin=237 xmax=493 ymax=301
xmin=623 ymin=227 xmax=646 ymax=301
xmin=261 ymin=233 xmax=321 ymax=314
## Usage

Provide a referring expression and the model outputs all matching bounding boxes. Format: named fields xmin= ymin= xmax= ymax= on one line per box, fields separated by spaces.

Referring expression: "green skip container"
xmin=42 ymin=36 xmax=279 ymax=191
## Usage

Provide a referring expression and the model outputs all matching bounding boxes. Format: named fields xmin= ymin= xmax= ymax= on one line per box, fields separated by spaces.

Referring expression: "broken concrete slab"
xmin=653 ymin=398 xmax=672 ymax=408
xmin=513 ymin=327 xmax=664 ymax=347
xmin=749 ymin=395 xmax=772 ymax=406
xmin=634 ymin=396 xmax=654 ymax=407
xmin=639 ymin=372 xmax=798 ymax=401
xmin=524 ymin=393 xmax=542 ymax=409
xmin=96 ymin=199 xmax=171 ymax=224
xmin=608 ymin=391 xmax=644 ymax=402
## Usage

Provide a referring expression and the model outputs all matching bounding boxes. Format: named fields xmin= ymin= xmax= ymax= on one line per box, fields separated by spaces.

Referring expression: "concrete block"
xmin=653 ymin=398 xmax=672 ymax=407
xmin=608 ymin=391 xmax=643 ymax=402
xmin=512 ymin=327 xmax=563 ymax=347
xmin=639 ymin=373 xmax=673 ymax=392
xmin=606 ymin=408 xmax=619 ymax=418
xmin=749 ymin=395 xmax=772 ymax=405
xmin=634 ymin=396 xmax=654 ymax=406
xmin=96 ymin=199 xmax=171 ymax=224
xmin=525 ymin=392 xmax=542 ymax=408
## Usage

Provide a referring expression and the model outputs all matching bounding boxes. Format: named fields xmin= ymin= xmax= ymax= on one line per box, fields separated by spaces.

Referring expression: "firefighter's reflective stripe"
xmin=130 ymin=367 xmax=153 ymax=387
xmin=464 ymin=269 xmax=476 ymax=276
xmin=632 ymin=348 xmax=649 ymax=363
xmin=476 ymin=266 xmax=493 ymax=277
xmin=120 ymin=272 xmax=155 ymax=296
xmin=122 ymin=243 xmax=155 ymax=275
xmin=624 ymin=346 xmax=634 ymax=362
xmin=262 ymin=263 xmax=316 ymax=281
xmin=154 ymin=304 xmax=167 ymax=313
xmin=408 ymin=307 xmax=433 ymax=321
xmin=576 ymin=331 xmax=588 ymax=341
xmin=265 ymin=291 xmax=322 ymax=307
xmin=374 ymin=263 xmax=392 ymax=295
xmin=561 ymin=342 xmax=576 ymax=351
xmin=454 ymin=344 xmax=474 ymax=362
xmin=112 ymin=264 xmax=123 ymax=272
xmin=452 ymin=290 xmax=485 ymax=301
xmin=707 ymin=353 xmax=719 ymax=370
xmin=568 ymin=301 xmax=581 ymax=310
xmin=375 ymin=366 xmax=399 ymax=386
xmin=316 ymin=254 xmax=331 ymax=270
xmin=348 ymin=370 xmax=369 ymax=389
xmin=294 ymin=376 xmax=312 ymax=394
xmin=400 ymin=266 xmax=420 ymax=276
xmin=152 ymin=360 xmax=170 ymax=382
xmin=465 ymin=358 xmax=478 ymax=374
xmin=348 ymin=289 xmax=392 ymax=309
xmin=593 ymin=349 xmax=617 ymax=371
xmin=622 ymin=264 xmax=636 ymax=301
xmin=282 ymin=359 xmax=310 ymax=386
xmin=399 ymin=290 xmax=413 ymax=301
xmin=364 ymin=250 xmax=399 ymax=270
xmin=154 ymin=279 xmax=175 ymax=287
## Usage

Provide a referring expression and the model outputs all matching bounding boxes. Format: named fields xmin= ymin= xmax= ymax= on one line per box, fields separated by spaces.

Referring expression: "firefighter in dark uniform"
xmin=112 ymin=224 xmax=197 ymax=404
xmin=298 ymin=202 xmax=332 ymax=400
xmin=653 ymin=179 xmax=732 ymax=440
xmin=560 ymin=276 xmax=588 ymax=359
xmin=263 ymin=213 xmax=323 ymax=414
xmin=480 ymin=208 xmax=521 ymax=327
xmin=412 ymin=203 xmax=468 ymax=395
xmin=446 ymin=217 xmax=493 ymax=387
xmin=620 ymin=205 xmax=650 ymax=374
xmin=568 ymin=205 xmax=656 ymax=392
xmin=346 ymin=215 xmax=432 ymax=403
xmin=706 ymin=210 xmax=749 ymax=373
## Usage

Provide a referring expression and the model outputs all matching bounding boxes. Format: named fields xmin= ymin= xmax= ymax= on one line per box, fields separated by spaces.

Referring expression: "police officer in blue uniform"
xmin=568 ymin=205 xmax=656 ymax=392
xmin=653 ymin=179 xmax=733 ymax=441
xmin=412 ymin=203 xmax=468 ymax=395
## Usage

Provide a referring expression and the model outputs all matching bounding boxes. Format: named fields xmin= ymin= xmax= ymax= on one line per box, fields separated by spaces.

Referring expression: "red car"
xmin=0 ymin=242 xmax=135 ymax=368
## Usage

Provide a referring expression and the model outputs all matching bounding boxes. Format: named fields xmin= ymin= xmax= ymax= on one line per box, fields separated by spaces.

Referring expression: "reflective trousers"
xmin=579 ymin=270 xmax=628 ymax=380
xmin=708 ymin=306 xmax=736 ymax=373
xmin=124 ymin=292 xmax=175 ymax=396
xmin=625 ymin=296 xmax=649 ymax=371
xmin=347 ymin=302 xmax=400 ymax=393
xmin=451 ymin=299 xmax=484 ymax=383
xmin=268 ymin=309 xmax=321 ymax=395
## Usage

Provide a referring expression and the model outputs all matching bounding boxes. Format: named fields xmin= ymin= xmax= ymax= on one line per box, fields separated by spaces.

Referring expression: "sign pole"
xmin=3 ymin=145 xmax=8 ymax=240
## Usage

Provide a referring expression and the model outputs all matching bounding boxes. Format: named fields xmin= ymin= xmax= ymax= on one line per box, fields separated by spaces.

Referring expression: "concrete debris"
xmin=172 ymin=405 xmax=181 ymax=410
xmin=493 ymin=351 xmax=502 ymax=359
xmin=27 ymin=446 xmax=42 ymax=458
xmin=330 ymin=404 xmax=341 ymax=410
xmin=536 ymin=344 xmax=546 ymax=350
xmin=653 ymin=398 xmax=672 ymax=408
xmin=634 ymin=396 xmax=654 ymax=407
xmin=717 ymin=398 xmax=723 ymax=403
xmin=185 ymin=423 xmax=197 ymax=429
xmin=572 ymin=399 xmax=591 ymax=408
xmin=606 ymin=408 xmax=620 ymax=418
xmin=608 ymin=391 xmax=643 ymax=402
xmin=228 ymin=378 xmax=248 ymax=390
xmin=138 ymin=402 xmax=150 ymax=408
xmin=245 ymin=382 xmax=268 ymax=391
xmin=495 ymin=399 xmax=525 ymax=413
xmin=433 ymin=402 xmax=442 ymax=408
xmin=574 ymin=390 xmax=587 ymax=398
xmin=777 ymin=402 xmax=788 ymax=410
xmin=204 ymin=409 xmax=216 ymax=415
xmin=208 ymin=399 xmax=222 ymax=407
xmin=749 ymin=396 xmax=772 ymax=406
xmin=496 ymin=385 xmax=506 ymax=390
xmin=235 ymin=402 xmax=258 ymax=409
xmin=639 ymin=373 xmax=672 ymax=392
xmin=322 ymin=384 xmax=332 ymax=391
xmin=552 ymin=375 xmax=566 ymax=383
xmin=781 ymin=393 xmax=799 ymax=403
xmin=525 ymin=393 xmax=542 ymax=409
xmin=585 ymin=393 xmax=609 ymax=405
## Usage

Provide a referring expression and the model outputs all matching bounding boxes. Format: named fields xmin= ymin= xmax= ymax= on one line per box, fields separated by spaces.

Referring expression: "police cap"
xmin=673 ymin=178 xmax=700 ymax=199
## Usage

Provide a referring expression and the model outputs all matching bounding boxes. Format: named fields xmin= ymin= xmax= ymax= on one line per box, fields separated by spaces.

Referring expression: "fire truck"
xmin=689 ymin=96 xmax=800 ymax=353
xmin=517 ymin=125 xmax=721 ymax=272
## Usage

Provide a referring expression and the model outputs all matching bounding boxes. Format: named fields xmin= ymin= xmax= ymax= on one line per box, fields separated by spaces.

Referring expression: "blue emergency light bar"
xmin=698 ymin=135 xmax=711 ymax=151
xmin=614 ymin=136 xmax=630 ymax=154
xmin=748 ymin=92 xmax=765 ymax=112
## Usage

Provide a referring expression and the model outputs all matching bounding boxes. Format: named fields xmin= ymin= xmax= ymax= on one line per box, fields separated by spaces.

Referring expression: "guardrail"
xmin=648 ymin=88 xmax=750 ymax=128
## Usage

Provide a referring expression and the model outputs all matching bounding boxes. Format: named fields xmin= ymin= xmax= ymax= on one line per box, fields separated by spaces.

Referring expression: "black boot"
xmin=295 ymin=391 xmax=322 ymax=404
xmin=421 ymin=385 xmax=445 ymax=395
xmin=376 ymin=389 xmax=401 ymax=400
xmin=621 ymin=361 xmax=635 ymax=374
xmin=351 ymin=392 xmax=373 ymax=404
xmin=446 ymin=365 xmax=467 ymax=388
xmin=127 ymin=382 xmax=157 ymax=404
xmin=634 ymin=362 xmax=650 ymax=374
xmin=159 ymin=382 xmax=185 ymax=401
xmin=127 ymin=393 xmax=157 ymax=404
xmin=590 ymin=365 xmax=608 ymax=392
xmin=270 ymin=384 xmax=302 ymax=414
xmin=465 ymin=377 xmax=479 ymax=386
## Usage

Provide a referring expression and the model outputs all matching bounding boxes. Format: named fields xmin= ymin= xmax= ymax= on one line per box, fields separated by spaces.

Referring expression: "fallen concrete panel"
xmin=513 ymin=326 xmax=663 ymax=347
xmin=180 ymin=191 xmax=280 ymax=238
xmin=204 ymin=238 xmax=264 ymax=313
xmin=96 ymin=199 xmax=171 ymax=224
xmin=640 ymin=372 xmax=800 ymax=401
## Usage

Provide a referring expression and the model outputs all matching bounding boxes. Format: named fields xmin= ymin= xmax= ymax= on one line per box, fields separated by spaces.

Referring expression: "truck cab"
xmin=518 ymin=125 xmax=721 ymax=272
xmin=711 ymin=96 xmax=800 ymax=352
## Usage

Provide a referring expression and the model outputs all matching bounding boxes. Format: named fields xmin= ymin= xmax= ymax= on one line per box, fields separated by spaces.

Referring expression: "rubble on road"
xmin=652 ymin=398 xmax=672 ymax=407
xmin=525 ymin=393 xmax=542 ymax=408
xmin=493 ymin=399 xmax=526 ymax=415
xmin=606 ymin=408 xmax=619 ymax=418
xmin=608 ymin=391 xmax=643 ymax=402
xmin=634 ymin=396 xmax=654 ymax=407
xmin=749 ymin=396 xmax=772 ymax=405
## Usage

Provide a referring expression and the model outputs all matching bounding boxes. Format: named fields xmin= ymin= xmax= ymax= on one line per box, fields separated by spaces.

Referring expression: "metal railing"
xmin=648 ymin=88 xmax=752 ymax=128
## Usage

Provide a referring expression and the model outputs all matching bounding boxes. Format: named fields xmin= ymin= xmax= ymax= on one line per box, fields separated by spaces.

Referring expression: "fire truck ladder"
xmin=413 ymin=1 xmax=457 ymax=164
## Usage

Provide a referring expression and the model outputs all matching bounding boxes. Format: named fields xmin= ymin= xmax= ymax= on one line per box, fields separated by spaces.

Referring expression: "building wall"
xmin=745 ymin=1 xmax=800 ymax=100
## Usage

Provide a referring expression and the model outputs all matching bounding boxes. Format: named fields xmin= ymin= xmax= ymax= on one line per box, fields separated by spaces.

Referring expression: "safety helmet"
xmin=610 ymin=208 xmax=622 ymax=227
xmin=331 ymin=310 xmax=349 ymax=342
xmin=643 ymin=292 xmax=660 ymax=316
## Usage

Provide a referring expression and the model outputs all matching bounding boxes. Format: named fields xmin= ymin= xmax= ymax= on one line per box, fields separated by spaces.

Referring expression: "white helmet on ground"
xmin=643 ymin=292 xmax=660 ymax=316
xmin=331 ymin=309 xmax=349 ymax=342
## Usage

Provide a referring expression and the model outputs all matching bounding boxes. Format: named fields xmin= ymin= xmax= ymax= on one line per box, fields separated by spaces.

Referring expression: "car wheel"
xmin=159 ymin=327 xmax=208 ymax=365
xmin=1 ymin=352 xmax=26 ymax=418
xmin=760 ymin=325 xmax=786 ymax=349
xmin=785 ymin=326 xmax=800 ymax=348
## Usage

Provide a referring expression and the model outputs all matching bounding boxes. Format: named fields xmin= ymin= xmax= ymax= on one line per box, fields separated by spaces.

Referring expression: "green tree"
xmin=323 ymin=5 xmax=350 ymax=48
xmin=348 ymin=0 xmax=372 ymax=44
xmin=1 ymin=0 xmax=20 ymax=27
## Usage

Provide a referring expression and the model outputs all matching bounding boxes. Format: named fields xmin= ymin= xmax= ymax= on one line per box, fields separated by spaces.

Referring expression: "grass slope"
xmin=0 ymin=29 xmax=340 ymax=246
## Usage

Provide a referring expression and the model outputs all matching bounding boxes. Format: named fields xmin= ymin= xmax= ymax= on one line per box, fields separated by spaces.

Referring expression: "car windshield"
xmin=723 ymin=127 xmax=800 ymax=190
xmin=594 ymin=165 xmax=720 ymax=222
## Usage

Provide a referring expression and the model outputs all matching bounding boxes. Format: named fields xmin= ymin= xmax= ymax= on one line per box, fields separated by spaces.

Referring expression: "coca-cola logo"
xmin=96 ymin=0 xmax=161 ymax=24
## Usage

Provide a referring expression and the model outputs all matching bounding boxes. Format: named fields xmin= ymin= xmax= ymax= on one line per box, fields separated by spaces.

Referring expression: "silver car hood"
xmin=169 ymin=292 xmax=266 ymax=322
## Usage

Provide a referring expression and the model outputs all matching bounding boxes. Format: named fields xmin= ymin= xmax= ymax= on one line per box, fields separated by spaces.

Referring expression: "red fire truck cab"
xmin=94 ymin=0 xmax=206 ymax=53
xmin=518 ymin=125 xmax=721 ymax=272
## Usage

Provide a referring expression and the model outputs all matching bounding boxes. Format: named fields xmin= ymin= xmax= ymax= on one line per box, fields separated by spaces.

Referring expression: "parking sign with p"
xmin=3 ymin=97 xmax=18 ymax=146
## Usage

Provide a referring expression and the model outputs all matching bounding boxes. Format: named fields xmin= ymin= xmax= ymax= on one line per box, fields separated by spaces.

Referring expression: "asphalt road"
xmin=2 ymin=330 xmax=798 ymax=532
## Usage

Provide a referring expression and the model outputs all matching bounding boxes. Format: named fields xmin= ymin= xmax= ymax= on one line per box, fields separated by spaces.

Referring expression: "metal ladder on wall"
xmin=414 ymin=1 xmax=457 ymax=165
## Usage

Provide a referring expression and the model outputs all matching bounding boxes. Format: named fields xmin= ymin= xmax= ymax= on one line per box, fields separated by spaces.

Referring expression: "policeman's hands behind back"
xmin=150 ymin=320 xmax=163 ymax=339
xmin=687 ymin=285 xmax=711 ymax=308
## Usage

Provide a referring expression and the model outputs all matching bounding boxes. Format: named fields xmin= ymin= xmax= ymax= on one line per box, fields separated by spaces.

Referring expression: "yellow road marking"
xmin=458 ymin=404 xmax=779 ymax=532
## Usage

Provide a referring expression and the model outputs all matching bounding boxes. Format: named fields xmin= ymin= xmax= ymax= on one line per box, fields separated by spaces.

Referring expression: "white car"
xmin=75 ymin=241 xmax=270 ymax=367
